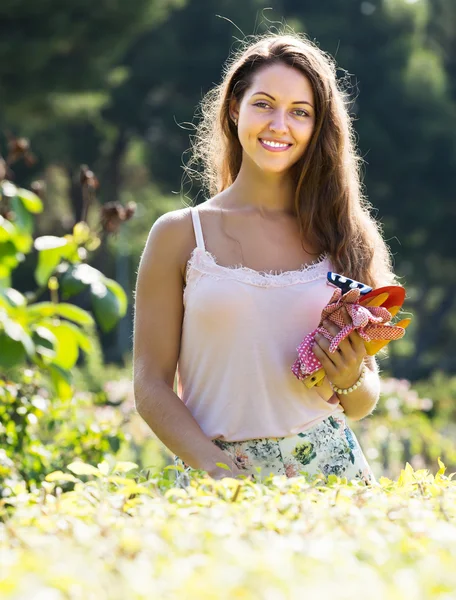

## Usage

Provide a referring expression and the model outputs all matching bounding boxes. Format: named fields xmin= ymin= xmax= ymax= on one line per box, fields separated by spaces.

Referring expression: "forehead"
xmin=246 ymin=62 xmax=314 ymax=102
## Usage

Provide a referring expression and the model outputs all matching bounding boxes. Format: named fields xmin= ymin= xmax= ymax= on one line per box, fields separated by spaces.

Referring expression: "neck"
xmin=227 ymin=159 xmax=297 ymax=218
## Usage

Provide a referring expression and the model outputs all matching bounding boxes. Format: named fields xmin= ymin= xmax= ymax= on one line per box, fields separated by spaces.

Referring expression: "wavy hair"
xmin=185 ymin=32 xmax=397 ymax=288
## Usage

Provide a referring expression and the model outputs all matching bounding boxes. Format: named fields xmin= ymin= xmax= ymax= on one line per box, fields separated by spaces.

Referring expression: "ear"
xmin=229 ymin=96 xmax=240 ymax=124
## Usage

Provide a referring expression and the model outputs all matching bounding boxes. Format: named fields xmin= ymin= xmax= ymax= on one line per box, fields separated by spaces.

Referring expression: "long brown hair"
xmin=185 ymin=32 xmax=397 ymax=288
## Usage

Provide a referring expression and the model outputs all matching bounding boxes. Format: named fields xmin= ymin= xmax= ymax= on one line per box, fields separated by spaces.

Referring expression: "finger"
xmin=314 ymin=333 xmax=349 ymax=373
xmin=312 ymin=336 xmax=338 ymax=369
xmin=319 ymin=323 xmax=358 ymax=368
xmin=322 ymin=319 xmax=352 ymax=355
xmin=348 ymin=329 xmax=367 ymax=356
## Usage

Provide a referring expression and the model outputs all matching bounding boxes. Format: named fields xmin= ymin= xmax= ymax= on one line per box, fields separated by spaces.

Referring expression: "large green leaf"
xmin=40 ymin=320 xmax=80 ymax=370
xmin=35 ymin=237 xmax=69 ymax=286
xmin=25 ymin=302 xmax=95 ymax=326
xmin=69 ymin=324 xmax=94 ymax=354
xmin=90 ymin=278 xmax=127 ymax=333
xmin=15 ymin=188 xmax=43 ymax=213
xmin=60 ymin=263 xmax=101 ymax=299
xmin=44 ymin=318 xmax=94 ymax=354
xmin=53 ymin=303 xmax=95 ymax=326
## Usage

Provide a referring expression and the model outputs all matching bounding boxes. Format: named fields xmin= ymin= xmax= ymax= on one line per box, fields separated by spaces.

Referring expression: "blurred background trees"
xmin=1 ymin=0 xmax=455 ymax=377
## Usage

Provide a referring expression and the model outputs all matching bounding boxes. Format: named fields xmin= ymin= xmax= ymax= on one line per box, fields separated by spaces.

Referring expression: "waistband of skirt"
xmin=210 ymin=413 xmax=348 ymax=445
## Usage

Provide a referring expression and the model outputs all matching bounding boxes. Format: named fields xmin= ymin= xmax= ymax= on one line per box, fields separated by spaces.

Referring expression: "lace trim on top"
xmin=185 ymin=246 xmax=330 ymax=289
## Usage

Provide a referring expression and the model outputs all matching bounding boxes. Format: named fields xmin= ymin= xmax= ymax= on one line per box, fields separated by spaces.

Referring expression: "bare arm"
xmin=337 ymin=354 xmax=381 ymax=421
xmin=133 ymin=210 xmax=243 ymax=479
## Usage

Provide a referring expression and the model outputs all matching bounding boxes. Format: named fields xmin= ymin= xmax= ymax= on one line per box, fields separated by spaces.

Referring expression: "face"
xmin=230 ymin=62 xmax=316 ymax=176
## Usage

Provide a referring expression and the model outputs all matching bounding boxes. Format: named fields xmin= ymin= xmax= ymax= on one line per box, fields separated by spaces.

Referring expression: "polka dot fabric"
xmin=291 ymin=287 xmax=406 ymax=381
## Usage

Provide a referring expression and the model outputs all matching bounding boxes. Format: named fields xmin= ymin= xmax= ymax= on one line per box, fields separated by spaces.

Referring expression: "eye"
xmin=253 ymin=101 xmax=270 ymax=109
xmin=293 ymin=109 xmax=310 ymax=118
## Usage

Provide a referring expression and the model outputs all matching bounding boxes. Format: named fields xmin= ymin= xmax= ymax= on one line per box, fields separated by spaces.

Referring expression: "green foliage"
xmin=352 ymin=374 xmax=456 ymax=478
xmin=0 ymin=459 xmax=455 ymax=598
xmin=0 ymin=178 xmax=128 ymax=396
xmin=0 ymin=0 xmax=185 ymax=121
xmin=0 ymin=369 xmax=126 ymax=492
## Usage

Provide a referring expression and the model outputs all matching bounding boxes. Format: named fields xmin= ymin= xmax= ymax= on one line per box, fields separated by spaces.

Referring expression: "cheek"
xmin=240 ymin=112 xmax=265 ymax=137
xmin=297 ymin=120 xmax=315 ymax=141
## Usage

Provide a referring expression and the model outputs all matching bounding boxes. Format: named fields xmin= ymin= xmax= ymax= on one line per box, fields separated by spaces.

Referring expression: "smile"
xmin=259 ymin=138 xmax=292 ymax=152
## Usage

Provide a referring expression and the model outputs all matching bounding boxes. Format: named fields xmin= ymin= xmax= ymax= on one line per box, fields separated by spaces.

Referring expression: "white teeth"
xmin=261 ymin=139 xmax=290 ymax=148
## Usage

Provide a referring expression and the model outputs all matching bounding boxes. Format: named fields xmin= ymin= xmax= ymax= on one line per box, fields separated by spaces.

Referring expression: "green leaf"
xmin=67 ymin=462 xmax=102 ymax=477
xmin=35 ymin=239 xmax=68 ymax=286
xmin=0 ymin=215 xmax=16 ymax=242
xmin=48 ymin=363 xmax=73 ymax=400
xmin=215 ymin=462 xmax=231 ymax=471
xmin=34 ymin=235 xmax=68 ymax=251
xmin=114 ymin=461 xmax=139 ymax=473
xmin=26 ymin=302 xmax=94 ymax=326
xmin=60 ymin=263 xmax=101 ymax=299
xmin=103 ymin=277 xmax=128 ymax=316
xmin=0 ymin=333 xmax=27 ymax=368
xmin=15 ymin=188 xmax=43 ymax=213
xmin=0 ymin=241 xmax=22 ymax=272
xmin=53 ymin=303 xmax=95 ymax=326
xmin=71 ymin=326 xmax=94 ymax=353
xmin=31 ymin=326 xmax=57 ymax=360
xmin=11 ymin=196 xmax=34 ymax=234
xmin=45 ymin=471 xmax=80 ymax=483
xmin=0 ymin=313 xmax=35 ymax=357
xmin=44 ymin=318 xmax=93 ymax=355
xmin=41 ymin=320 xmax=80 ymax=370
xmin=90 ymin=278 xmax=127 ymax=333
xmin=0 ymin=287 xmax=26 ymax=308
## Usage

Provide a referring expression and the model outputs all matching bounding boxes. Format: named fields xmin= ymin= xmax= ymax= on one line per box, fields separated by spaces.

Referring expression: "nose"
xmin=269 ymin=110 xmax=288 ymax=134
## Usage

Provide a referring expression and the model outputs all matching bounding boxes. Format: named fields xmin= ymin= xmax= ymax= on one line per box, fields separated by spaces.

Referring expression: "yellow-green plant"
xmin=0 ymin=459 xmax=455 ymax=599
xmin=0 ymin=369 xmax=126 ymax=492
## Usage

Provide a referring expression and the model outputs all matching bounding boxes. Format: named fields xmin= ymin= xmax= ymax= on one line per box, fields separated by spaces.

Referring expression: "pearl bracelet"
xmin=330 ymin=365 xmax=366 ymax=395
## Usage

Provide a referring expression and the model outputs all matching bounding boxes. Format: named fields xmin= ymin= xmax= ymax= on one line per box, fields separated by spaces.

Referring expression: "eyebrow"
xmin=251 ymin=91 xmax=314 ymax=108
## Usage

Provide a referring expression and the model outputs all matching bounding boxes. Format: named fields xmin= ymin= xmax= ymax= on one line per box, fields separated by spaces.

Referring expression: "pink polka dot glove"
xmin=291 ymin=286 xmax=407 ymax=385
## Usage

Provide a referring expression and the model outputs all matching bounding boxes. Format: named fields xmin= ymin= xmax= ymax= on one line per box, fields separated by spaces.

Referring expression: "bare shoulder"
xmin=142 ymin=206 xmax=197 ymax=279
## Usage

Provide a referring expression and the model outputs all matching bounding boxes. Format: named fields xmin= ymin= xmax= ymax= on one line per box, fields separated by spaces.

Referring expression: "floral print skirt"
xmin=172 ymin=414 xmax=376 ymax=488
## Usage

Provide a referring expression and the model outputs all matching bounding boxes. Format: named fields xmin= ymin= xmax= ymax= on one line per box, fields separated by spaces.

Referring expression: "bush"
xmin=352 ymin=375 xmax=456 ymax=478
xmin=0 ymin=460 xmax=455 ymax=599
xmin=0 ymin=368 xmax=126 ymax=493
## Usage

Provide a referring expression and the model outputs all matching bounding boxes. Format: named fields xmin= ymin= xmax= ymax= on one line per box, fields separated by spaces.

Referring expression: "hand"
xmin=312 ymin=306 xmax=367 ymax=390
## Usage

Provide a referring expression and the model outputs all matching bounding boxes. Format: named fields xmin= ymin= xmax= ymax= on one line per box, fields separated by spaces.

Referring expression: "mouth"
xmin=258 ymin=138 xmax=293 ymax=152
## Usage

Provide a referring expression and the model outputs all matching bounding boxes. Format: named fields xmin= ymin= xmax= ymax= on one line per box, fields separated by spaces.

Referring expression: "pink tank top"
xmin=176 ymin=207 xmax=344 ymax=442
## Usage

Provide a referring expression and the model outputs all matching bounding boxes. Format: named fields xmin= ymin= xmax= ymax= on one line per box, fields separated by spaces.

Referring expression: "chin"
xmin=257 ymin=162 xmax=293 ymax=175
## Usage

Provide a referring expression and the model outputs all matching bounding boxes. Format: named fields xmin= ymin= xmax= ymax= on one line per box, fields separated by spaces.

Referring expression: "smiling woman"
xmin=133 ymin=31 xmax=398 ymax=488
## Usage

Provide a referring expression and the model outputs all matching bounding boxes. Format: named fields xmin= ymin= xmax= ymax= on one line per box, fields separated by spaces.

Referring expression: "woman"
xmin=133 ymin=33 xmax=397 ymax=487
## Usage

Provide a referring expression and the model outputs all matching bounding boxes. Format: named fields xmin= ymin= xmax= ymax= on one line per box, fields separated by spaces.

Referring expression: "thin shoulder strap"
xmin=190 ymin=207 xmax=206 ymax=251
